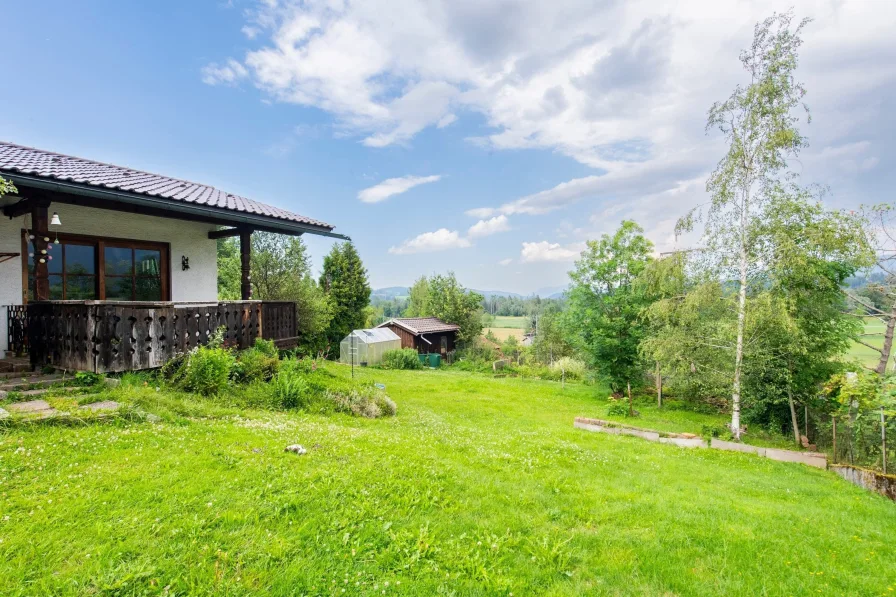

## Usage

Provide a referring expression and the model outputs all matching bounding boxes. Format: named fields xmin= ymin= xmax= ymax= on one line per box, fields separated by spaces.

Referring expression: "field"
xmin=483 ymin=315 xmax=528 ymax=341
xmin=847 ymin=317 xmax=893 ymax=369
xmin=2 ymin=365 xmax=895 ymax=596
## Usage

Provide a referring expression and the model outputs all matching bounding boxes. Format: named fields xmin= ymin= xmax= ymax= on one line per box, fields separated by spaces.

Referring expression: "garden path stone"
xmin=0 ymin=407 xmax=8 ymax=419
xmin=6 ymin=400 xmax=54 ymax=414
xmin=79 ymin=400 xmax=119 ymax=411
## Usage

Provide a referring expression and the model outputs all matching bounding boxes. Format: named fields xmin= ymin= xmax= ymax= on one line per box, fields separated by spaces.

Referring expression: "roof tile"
xmin=0 ymin=141 xmax=334 ymax=230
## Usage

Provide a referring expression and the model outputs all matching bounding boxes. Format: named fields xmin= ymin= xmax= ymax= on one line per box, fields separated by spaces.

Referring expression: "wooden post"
xmin=656 ymin=361 xmax=662 ymax=408
xmin=32 ymin=203 xmax=50 ymax=301
xmin=239 ymin=229 xmax=252 ymax=301
xmin=831 ymin=415 xmax=837 ymax=464
xmin=882 ymin=407 xmax=888 ymax=475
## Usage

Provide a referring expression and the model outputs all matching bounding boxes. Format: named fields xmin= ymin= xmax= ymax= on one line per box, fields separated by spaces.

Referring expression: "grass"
xmin=848 ymin=317 xmax=894 ymax=369
xmin=483 ymin=327 xmax=525 ymax=341
xmin=484 ymin=315 xmax=529 ymax=329
xmin=2 ymin=365 xmax=895 ymax=596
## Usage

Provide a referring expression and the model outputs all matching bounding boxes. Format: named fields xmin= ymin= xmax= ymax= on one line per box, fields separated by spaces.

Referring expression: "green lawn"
xmin=848 ymin=317 xmax=892 ymax=369
xmin=484 ymin=315 xmax=529 ymax=329
xmin=2 ymin=366 xmax=895 ymax=596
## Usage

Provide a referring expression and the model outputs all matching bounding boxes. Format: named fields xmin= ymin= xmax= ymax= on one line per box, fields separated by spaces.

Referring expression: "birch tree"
xmin=678 ymin=12 xmax=811 ymax=439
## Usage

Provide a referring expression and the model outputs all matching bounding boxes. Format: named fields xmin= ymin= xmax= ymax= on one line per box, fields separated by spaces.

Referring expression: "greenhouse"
xmin=339 ymin=328 xmax=402 ymax=366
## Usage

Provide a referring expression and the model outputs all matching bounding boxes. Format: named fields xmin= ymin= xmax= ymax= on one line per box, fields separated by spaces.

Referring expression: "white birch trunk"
xmin=731 ymin=191 xmax=749 ymax=440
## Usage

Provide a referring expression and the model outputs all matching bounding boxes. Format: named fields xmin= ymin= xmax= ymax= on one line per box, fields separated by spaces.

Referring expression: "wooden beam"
xmin=32 ymin=203 xmax=50 ymax=301
xmin=208 ymin=227 xmax=253 ymax=240
xmin=240 ymin=229 xmax=252 ymax=301
xmin=3 ymin=196 xmax=51 ymax=218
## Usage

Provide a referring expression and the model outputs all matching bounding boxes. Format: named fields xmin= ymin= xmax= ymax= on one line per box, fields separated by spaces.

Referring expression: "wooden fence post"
xmin=831 ymin=415 xmax=837 ymax=465
xmin=882 ymin=407 xmax=888 ymax=475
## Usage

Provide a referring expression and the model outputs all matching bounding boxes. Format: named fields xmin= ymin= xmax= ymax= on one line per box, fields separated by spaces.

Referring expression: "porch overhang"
xmin=2 ymin=173 xmax=350 ymax=241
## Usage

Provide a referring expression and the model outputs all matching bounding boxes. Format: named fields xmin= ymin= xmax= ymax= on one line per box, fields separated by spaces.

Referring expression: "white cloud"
xmin=520 ymin=241 xmax=585 ymax=263
xmin=389 ymin=228 xmax=471 ymax=255
xmin=201 ymin=58 xmax=248 ymax=86
xmin=498 ymin=258 xmax=513 ymax=266
xmin=358 ymin=174 xmax=441 ymax=203
xmin=467 ymin=215 xmax=510 ymax=238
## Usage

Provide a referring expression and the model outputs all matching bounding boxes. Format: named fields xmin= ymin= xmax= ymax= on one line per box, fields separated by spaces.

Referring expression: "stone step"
xmin=14 ymin=386 xmax=79 ymax=398
xmin=3 ymin=399 xmax=57 ymax=419
xmin=0 ymin=374 xmax=67 ymax=392
xmin=79 ymin=400 xmax=119 ymax=412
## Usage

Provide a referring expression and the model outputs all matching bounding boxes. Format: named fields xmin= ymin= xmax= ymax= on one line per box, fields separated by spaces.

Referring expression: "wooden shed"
xmin=376 ymin=317 xmax=460 ymax=356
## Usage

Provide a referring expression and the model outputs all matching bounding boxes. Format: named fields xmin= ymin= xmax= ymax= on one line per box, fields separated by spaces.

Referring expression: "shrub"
xmin=252 ymin=337 xmax=279 ymax=358
xmin=607 ymin=399 xmax=638 ymax=417
xmin=232 ymin=346 xmax=279 ymax=383
xmin=180 ymin=345 xmax=236 ymax=396
xmin=326 ymin=387 xmax=397 ymax=418
xmin=382 ymin=348 xmax=422 ymax=370
xmin=549 ymin=357 xmax=587 ymax=381
xmin=73 ymin=371 xmax=103 ymax=387
xmin=272 ymin=369 xmax=311 ymax=409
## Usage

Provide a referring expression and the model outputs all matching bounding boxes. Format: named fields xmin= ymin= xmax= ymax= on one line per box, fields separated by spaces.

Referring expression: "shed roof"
xmin=347 ymin=328 xmax=401 ymax=344
xmin=378 ymin=317 xmax=461 ymax=335
xmin=0 ymin=141 xmax=344 ymax=238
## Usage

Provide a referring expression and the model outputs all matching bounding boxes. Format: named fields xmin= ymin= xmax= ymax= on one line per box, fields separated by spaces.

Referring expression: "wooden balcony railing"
xmin=21 ymin=300 xmax=298 ymax=373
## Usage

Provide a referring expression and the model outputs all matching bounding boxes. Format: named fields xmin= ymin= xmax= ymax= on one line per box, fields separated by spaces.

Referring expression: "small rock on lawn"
xmin=285 ymin=444 xmax=307 ymax=455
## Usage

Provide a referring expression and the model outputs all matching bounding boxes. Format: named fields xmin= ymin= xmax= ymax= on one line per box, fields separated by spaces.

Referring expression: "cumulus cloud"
xmin=498 ymin=258 xmax=514 ymax=266
xmin=389 ymin=229 xmax=471 ymax=255
xmin=201 ymin=59 xmax=248 ymax=86
xmin=468 ymin=215 xmax=510 ymax=238
xmin=358 ymin=174 xmax=441 ymax=203
xmin=520 ymin=241 xmax=585 ymax=263
xmin=209 ymin=0 xmax=896 ymax=259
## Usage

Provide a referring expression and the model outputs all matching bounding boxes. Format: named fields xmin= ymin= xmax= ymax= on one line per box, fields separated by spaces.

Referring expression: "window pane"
xmin=65 ymin=244 xmax=95 ymax=274
xmin=47 ymin=244 xmax=62 ymax=274
xmin=67 ymin=275 xmax=96 ymax=300
xmin=105 ymin=247 xmax=133 ymax=275
xmin=135 ymin=249 xmax=161 ymax=276
xmin=49 ymin=275 xmax=63 ymax=300
xmin=105 ymin=276 xmax=133 ymax=301
xmin=135 ymin=276 xmax=161 ymax=301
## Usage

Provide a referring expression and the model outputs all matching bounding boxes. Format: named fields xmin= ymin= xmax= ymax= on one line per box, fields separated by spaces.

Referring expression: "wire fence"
xmin=810 ymin=407 xmax=894 ymax=474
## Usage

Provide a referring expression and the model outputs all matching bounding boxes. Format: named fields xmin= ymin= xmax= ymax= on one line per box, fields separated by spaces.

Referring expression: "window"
xmin=24 ymin=231 xmax=168 ymax=302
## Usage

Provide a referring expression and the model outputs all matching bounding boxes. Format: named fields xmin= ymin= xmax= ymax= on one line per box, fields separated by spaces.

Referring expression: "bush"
xmin=271 ymin=368 xmax=311 ymax=409
xmin=607 ymin=399 xmax=638 ymax=417
xmin=326 ymin=387 xmax=397 ymax=418
xmin=252 ymin=337 xmax=279 ymax=358
xmin=180 ymin=345 xmax=236 ymax=396
xmin=232 ymin=346 xmax=279 ymax=383
xmin=73 ymin=371 xmax=103 ymax=387
xmin=382 ymin=348 xmax=422 ymax=370
xmin=549 ymin=357 xmax=587 ymax=381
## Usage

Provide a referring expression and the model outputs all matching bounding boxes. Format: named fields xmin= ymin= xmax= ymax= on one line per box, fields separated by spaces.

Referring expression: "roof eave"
xmin=4 ymin=172 xmax=350 ymax=241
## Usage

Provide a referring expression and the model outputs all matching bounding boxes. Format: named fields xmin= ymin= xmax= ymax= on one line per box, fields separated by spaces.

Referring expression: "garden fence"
xmin=809 ymin=406 xmax=894 ymax=474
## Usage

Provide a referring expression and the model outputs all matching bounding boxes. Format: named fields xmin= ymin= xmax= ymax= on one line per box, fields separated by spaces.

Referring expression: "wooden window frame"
xmin=21 ymin=229 xmax=170 ymax=303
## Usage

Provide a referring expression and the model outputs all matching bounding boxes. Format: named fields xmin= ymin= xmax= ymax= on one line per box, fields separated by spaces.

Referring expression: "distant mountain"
xmin=533 ymin=285 xmax=568 ymax=299
xmin=474 ymin=289 xmax=524 ymax=299
xmin=372 ymin=286 xmax=410 ymax=299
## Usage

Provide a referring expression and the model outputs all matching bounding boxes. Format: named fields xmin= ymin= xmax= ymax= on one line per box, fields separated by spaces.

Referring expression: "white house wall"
xmin=0 ymin=202 xmax=218 ymax=356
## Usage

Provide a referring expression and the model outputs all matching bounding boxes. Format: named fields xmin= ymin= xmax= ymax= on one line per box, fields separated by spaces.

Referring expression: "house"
xmin=0 ymin=142 xmax=347 ymax=372
xmin=376 ymin=317 xmax=460 ymax=356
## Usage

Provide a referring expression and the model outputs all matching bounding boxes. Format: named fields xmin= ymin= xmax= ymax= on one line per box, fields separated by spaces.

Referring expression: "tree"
xmin=320 ymin=242 xmax=371 ymax=347
xmin=216 ymin=238 xmax=241 ymax=300
xmin=0 ymin=176 xmax=17 ymax=196
xmin=404 ymin=276 xmax=432 ymax=317
xmin=567 ymin=221 xmax=653 ymax=409
xmin=216 ymin=232 xmax=334 ymax=354
xmin=402 ymin=273 xmax=483 ymax=343
xmin=678 ymin=11 xmax=812 ymax=438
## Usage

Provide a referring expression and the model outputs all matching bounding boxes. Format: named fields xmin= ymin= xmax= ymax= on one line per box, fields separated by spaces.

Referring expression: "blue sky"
xmin=3 ymin=1 xmax=894 ymax=294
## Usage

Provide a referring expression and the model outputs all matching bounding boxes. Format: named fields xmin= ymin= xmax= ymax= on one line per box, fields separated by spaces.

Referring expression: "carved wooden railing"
xmin=26 ymin=300 xmax=298 ymax=373
xmin=5 ymin=305 xmax=28 ymax=355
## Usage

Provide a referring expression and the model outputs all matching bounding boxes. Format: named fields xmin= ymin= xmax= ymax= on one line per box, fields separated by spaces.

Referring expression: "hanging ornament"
xmin=39 ymin=258 xmax=46 ymax=264
xmin=47 ymin=255 xmax=53 ymax=260
xmin=43 ymin=237 xmax=50 ymax=242
xmin=54 ymin=236 xmax=59 ymax=244
xmin=28 ymin=234 xmax=35 ymax=240
xmin=28 ymin=253 xmax=34 ymax=258
xmin=40 ymin=249 xmax=47 ymax=255
xmin=47 ymin=244 xmax=53 ymax=250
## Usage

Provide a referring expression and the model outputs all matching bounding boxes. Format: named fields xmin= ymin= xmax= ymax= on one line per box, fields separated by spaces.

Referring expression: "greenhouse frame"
xmin=339 ymin=328 xmax=402 ymax=366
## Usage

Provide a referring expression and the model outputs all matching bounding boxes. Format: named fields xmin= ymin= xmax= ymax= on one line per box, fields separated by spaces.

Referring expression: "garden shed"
xmin=339 ymin=328 xmax=401 ymax=367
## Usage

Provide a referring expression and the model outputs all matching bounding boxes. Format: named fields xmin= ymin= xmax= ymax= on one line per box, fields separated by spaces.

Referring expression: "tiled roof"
xmin=379 ymin=317 xmax=461 ymax=335
xmin=0 ymin=142 xmax=334 ymax=231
